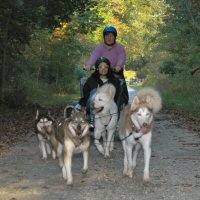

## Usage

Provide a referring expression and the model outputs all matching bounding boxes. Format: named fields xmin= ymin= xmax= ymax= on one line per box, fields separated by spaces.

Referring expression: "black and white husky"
xmin=35 ymin=107 xmax=58 ymax=160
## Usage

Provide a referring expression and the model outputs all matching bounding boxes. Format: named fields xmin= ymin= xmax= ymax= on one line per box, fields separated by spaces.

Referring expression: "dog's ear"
xmin=36 ymin=109 xmax=39 ymax=120
xmin=64 ymin=105 xmax=75 ymax=118
xmin=146 ymin=96 xmax=153 ymax=110
xmin=131 ymin=96 xmax=139 ymax=111
xmin=35 ymin=104 xmax=41 ymax=119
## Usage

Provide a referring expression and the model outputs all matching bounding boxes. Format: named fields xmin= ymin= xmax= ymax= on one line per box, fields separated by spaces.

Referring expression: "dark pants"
xmin=114 ymin=70 xmax=129 ymax=105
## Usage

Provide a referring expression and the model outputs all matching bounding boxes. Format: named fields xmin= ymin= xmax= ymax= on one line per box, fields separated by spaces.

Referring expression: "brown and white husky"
xmin=56 ymin=107 xmax=90 ymax=185
xmin=118 ymin=87 xmax=162 ymax=185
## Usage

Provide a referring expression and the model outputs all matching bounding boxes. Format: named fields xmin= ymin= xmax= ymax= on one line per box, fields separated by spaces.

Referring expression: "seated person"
xmin=75 ymin=56 xmax=120 ymax=128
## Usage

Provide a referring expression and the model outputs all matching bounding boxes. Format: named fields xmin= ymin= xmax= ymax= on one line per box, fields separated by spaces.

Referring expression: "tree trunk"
xmin=1 ymin=12 xmax=11 ymax=102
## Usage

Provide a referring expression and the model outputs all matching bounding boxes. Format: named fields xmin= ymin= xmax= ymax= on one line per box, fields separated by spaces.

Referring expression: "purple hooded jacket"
xmin=87 ymin=42 xmax=126 ymax=69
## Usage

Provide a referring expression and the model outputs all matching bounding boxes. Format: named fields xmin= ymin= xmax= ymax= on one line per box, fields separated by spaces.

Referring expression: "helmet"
xmin=103 ymin=26 xmax=117 ymax=37
xmin=95 ymin=57 xmax=111 ymax=70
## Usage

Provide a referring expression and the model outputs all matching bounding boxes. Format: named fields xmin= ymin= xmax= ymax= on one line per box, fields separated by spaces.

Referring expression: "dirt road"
xmin=0 ymin=113 xmax=200 ymax=200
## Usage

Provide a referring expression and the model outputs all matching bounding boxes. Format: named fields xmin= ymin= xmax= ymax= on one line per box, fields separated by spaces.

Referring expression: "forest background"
xmin=0 ymin=0 xmax=200 ymax=118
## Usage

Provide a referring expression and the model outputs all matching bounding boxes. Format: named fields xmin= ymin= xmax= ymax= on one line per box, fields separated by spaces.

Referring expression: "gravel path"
xmin=1 ymin=113 xmax=200 ymax=200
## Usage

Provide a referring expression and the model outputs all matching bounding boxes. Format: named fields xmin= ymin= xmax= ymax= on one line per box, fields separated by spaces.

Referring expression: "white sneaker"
xmin=75 ymin=104 xmax=82 ymax=111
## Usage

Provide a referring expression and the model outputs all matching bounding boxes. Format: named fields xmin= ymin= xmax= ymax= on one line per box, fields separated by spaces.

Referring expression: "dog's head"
xmin=68 ymin=108 xmax=89 ymax=138
xmin=130 ymin=96 xmax=154 ymax=134
xmin=35 ymin=107 xmax=54 ymax=135
xmin=93 ymin=83 xmax=116 ymax=114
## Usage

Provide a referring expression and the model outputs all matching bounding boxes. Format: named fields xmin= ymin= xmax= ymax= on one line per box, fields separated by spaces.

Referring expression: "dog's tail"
xmin=136 ymin=87 xmax=162 ymax=113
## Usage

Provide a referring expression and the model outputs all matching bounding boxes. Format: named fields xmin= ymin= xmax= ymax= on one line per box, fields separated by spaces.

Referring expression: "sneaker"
xmin=75 ymin=103 xmax=82 ymax=111
xmin=89 ymin=124 xmax=94 ymax=132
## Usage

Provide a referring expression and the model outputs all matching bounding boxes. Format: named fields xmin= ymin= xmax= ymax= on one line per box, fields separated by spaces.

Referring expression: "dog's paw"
xmin=41 ymin=156 xmax=48 ymax=160
xmin=123 ymin=170 xmax=129 ymax=177
xmin=104 ymin=154 xmax=110 ymax=159
xmin=67 ymin=179 xmax=73 ymax=185
xmin=104 ymin=151 xmax=110 ymax=158
xmin=128 ymin=173 xmax=133 ymax=178
xmin=81 ymin=168 xmax=88 ymax=174
xmin=143 ymin=179 xmax=150 ymax=186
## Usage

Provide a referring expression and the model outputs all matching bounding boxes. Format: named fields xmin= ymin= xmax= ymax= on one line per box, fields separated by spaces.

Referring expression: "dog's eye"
xmin=137 ymin=113 xmax=142 ymax=116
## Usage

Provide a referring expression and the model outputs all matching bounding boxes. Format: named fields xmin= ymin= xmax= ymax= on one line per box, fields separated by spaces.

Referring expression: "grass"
xmin=161 ymin=90 xmax=200 ymax=118
xmin=34 ymin=93 xmax=80 ymax=107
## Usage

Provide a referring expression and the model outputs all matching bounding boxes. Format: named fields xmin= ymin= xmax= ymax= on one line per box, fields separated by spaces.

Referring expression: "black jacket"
xmin=79 ymin=76 xmax=120 ymax=107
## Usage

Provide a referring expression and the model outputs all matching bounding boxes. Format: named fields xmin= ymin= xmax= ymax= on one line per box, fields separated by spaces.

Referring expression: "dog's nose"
xmin=77 ymin=124 xmax=81 ymax=130
xmin=143 ymin=123 xmax=148 ymax=127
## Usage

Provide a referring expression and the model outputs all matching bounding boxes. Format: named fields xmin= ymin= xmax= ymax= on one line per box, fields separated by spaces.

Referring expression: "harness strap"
xmin=120 ymin=131 xmax=143 ymax=141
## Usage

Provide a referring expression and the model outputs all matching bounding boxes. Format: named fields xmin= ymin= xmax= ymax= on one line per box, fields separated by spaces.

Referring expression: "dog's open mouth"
xmin=41 ymin=127 xmax=46 ymax=133
xmin=93 ymin=106 xmax=104 ymax=114
xmin=75 ymin=129 xmax=83 ymax=137
xmin=141 ymin=124 xmax=151 ymax=134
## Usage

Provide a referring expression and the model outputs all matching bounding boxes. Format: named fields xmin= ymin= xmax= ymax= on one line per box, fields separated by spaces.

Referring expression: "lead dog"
xmin=118 ymin=87 xmax=162 ymax=185
xmin=93 ymin=83 xmax=118 ymax=158
xmin=56 ymin=107 xmax=90 ymax=185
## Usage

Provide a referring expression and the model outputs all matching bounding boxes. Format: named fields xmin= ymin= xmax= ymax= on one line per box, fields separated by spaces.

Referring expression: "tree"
xmin=0 ymin=0 xmax=91 ymax=103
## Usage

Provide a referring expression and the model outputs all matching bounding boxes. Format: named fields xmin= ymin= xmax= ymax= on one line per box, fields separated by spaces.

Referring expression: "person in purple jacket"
xmin=85 ymin=26 xmax=129 ymax=104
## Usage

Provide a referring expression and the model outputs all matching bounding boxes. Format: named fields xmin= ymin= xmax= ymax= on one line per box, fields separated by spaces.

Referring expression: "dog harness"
xmin=93 ymin=110 xmax=118 ymax=141
xmin=120 ymin=123 xmax=153 ymax=142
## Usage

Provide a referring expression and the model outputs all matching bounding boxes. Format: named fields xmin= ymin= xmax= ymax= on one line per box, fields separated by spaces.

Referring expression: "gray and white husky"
xmin=56 ymin=107 xmax=90 ymax=185
xmin=118 ymin=87 xmax=162 ymax=185
xmin=93 ymin=83 xmax=118 ymax=158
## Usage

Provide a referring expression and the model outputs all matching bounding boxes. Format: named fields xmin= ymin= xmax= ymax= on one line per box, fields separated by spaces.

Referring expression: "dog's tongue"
xmin=41 ymin=128 xmax=46 ymax=135
xmin=76 ymin=129 xmax=82 ymax=137
xmin=141 ymin=126 xmax=149 ymax=134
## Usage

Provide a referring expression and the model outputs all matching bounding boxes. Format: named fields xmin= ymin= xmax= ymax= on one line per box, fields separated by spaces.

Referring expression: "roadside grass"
xmin=154 ymin=75 xmax=200 ymax=119
xmin=33 ymin=92 xmax=80 ymax=107
xmin=142 ymin=70 xmax=200 ymax=119
xmin=161 ymin=91 xmax=200 ymax=118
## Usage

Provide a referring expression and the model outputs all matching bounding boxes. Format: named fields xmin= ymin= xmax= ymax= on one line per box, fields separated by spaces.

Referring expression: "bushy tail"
xmin=136 ymin=87 xmax=162 ymax=113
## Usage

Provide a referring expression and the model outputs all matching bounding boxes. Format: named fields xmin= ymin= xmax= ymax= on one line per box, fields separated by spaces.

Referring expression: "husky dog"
xmin=56 ymin=107 xmax=90 ymax=185
xmin=93 ymin=83 xmax=118 ymax=158
xmin=118 ymin=87 xmax=162 ymax=185
xmin=35 ymin=107 xmax=58 ymax=160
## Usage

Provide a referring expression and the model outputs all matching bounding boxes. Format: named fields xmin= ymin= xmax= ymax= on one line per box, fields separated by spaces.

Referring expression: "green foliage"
xmin=1 ymin=0 xmax=200 ymax=118
xmin=154 ymin=0 xmax=200 ymax=72
xmin=0 ymin=0 xmax=92 ymax=105
xmin=22 ymin=28 xmax=87 ymax=96
xmin=158 ymin=74 xmax=200 ymax=117
xmin=81 ymin=0 xmax=168 ymax=68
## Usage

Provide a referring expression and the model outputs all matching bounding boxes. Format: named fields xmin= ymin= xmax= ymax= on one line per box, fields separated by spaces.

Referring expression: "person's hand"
xmin=115 ymin=66 xmax=121 ymax=72
xmin=83 ymin=65 xmax=91 ymax=71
